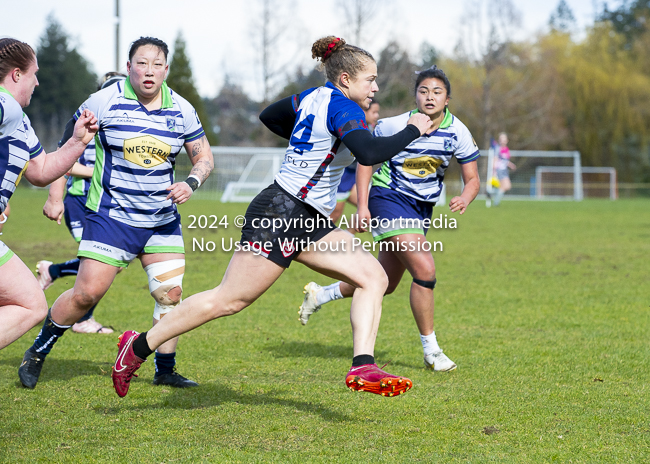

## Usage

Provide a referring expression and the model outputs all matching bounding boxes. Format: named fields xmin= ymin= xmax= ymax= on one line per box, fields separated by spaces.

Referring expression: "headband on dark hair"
xmin=323 ymin=38 xmax=341 ymax=60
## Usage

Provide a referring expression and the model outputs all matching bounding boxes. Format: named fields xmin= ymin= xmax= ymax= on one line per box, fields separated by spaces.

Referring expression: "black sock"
xmin=352 ymin=354 xmax=375 ymax=367
xmin=133 ymin=331 xmax=153 ymax=359
xmin=154 ymin=352 xmax=176 ymax=376
xmin=31 ymin=310 xmax=71 ymax=356
xmin=49 ymin=259 xmax=81 ymax=280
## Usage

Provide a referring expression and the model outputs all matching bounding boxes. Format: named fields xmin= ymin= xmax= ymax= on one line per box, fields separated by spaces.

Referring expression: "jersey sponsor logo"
xmin=284 ymin=153 xmax=308 ymax=168
xmin=116 ymin=112 xmax=134 ymax=124
xmin=403 ymin=156 xmax=443 ymax=178
xmin=123 ymin=135 xmax=171 ymax=168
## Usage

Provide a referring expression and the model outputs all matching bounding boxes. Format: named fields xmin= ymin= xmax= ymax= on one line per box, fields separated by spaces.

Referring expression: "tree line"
xmin=25 ymin=1 xmax=650 ymax=184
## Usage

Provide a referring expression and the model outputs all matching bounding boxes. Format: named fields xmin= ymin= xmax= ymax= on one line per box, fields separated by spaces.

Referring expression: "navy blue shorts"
xmin=64 ymin=194 xmax=88 ymax=243
xmin=368 ymin=187 xmax=434 ymax=241
xmin=78 ymin=210 xmax=184 ymax=267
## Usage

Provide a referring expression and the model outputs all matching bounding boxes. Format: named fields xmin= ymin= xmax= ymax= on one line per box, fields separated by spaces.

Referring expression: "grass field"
xmin=0 ymin=189 xmax=648 ymax=462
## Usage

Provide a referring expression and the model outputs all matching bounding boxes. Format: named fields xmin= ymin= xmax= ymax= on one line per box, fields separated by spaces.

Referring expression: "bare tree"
xmin=251 ymin=0 xmax=300 ymax=103
xmin=336 ymin=0 xmax=387 ymax=47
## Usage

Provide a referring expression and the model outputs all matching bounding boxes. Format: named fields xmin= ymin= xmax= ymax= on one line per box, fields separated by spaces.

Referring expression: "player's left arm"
xmin=166 ymin=135 xmax=214 ymax=204
xmin=449 ymin=161 xmax=480 ymax=214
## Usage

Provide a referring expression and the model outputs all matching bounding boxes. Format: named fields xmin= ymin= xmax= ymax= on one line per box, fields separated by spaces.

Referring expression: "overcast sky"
xmin=2 ymin=0 xmax=599 ymax=100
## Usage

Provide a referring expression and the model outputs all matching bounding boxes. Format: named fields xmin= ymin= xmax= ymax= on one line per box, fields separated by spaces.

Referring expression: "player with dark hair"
xmin=0 ymin=37 xmax=98 ymax=349
xmin=299 ymin=65 xmax=481 ymax=373
xmin=18 ymin=37 xmax=213 ymax=389
xmin=111 ymin=36 xmax=434 ymax=399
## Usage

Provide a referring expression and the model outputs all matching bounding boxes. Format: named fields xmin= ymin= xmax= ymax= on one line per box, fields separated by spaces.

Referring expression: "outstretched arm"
xmin=166 ymin=136 xmax=214 ymax=205
xmin=24 ymin=110 xmax=98 ymax=187
xmin=342 ymin=113 xmax=432 ymax=166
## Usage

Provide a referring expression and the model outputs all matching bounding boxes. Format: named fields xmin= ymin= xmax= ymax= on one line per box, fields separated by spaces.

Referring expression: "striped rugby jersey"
xmin=372 ymin=109 xmax=479 ymax=203
xmin=66 ymin=142 xmax=96 ymax=197
xmin=74 ymin=78 xmax=205 ymax=228
xmin=0 ymin=87 xmax=44 ymax=214
xmin=275 ymin=82 xmax=366 ymax=216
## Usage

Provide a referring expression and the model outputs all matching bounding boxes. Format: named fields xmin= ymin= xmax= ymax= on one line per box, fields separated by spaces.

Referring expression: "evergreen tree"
xmin=166 ymin=33 xmax=218 ymax=145
xmin=25 ymin=14 xmax=97 ymax=150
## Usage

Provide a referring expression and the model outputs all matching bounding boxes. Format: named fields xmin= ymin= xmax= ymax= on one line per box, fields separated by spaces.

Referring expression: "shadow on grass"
xmin=265 ymin=341 xmax=386 ymax=361
xmin=0 ymin=357 xmax=110 ymax=387
xmin=108 ymin=382 xmax=353 ymax=423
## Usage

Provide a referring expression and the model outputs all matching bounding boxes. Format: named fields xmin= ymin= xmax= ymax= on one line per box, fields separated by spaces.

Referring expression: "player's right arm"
xmin=24 ymin=109 xmax=98 ymax=187
xmin=42 ymin=176 xmax=67 ymax=224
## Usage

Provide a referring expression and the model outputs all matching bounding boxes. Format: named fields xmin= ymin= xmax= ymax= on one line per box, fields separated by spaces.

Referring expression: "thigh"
xmin=74 ymin=257 xmax=121 ymax=297
xmin=0 ymin=253 xmax=47 ymax=309
xmin=217 ymin=250 xmax=285 ymax=306
xmin=296 ymin=229 xmax=385 ymax=287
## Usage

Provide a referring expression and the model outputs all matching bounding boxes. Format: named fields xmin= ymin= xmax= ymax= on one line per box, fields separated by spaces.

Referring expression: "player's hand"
xmin=43 ymin=199 xmax=65 ymax=224
xmin=406 ymin=113 xmax=434 ymax=135
xmin=166 ymin=182 xmax=193 ymax=204
xmin=349 ymin=206 xmax=372 ymax=233
xmin=449 ymin=196 xmax=468 ymax=214
xmin=72 ymin=109 xmax=99 ymax=145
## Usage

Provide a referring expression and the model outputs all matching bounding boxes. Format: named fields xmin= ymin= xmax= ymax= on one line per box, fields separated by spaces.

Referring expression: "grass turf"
xmin=0 ymin=189 xmax=648 ymax=462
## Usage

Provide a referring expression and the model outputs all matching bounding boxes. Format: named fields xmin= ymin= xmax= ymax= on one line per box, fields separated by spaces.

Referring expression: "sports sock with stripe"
xmin=49 ymin=259 xmax=81 ymax=280
xmin=30 ymin=310 xmax=71 ymax=356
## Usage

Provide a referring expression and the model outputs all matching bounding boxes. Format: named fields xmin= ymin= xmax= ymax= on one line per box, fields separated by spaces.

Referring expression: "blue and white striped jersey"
xmin=372 ymin=109 xmax=479 ymax=203
xmin=74 ymin=78 xmax=205 ymax=228
xmin=275 ymin=82 xmax=367 ymax=216
xmin=0 ymin=87 xmax=44 ymax=214
xmin=66 ymin=142 xmax=96 ymax=197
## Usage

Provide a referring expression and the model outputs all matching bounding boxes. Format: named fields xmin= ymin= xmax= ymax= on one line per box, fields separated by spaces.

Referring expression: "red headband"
xmin=323 ymin=38 xmax=341 ymax=60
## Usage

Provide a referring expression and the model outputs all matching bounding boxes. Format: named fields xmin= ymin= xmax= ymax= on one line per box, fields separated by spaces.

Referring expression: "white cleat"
xmin=424 ymin=350 xmax=457 ymax=372
xmin=298 ymin=282 xmax=322 ymax=325
xmin=35 ymin=260 xmax=54 ymax=290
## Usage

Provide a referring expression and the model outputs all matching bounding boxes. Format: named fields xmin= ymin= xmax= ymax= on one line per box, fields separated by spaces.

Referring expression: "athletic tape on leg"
xmin=413 ymin=278 xmax=436 ymax=289
xmin=144 ymin=259 xmax=185 ymax=320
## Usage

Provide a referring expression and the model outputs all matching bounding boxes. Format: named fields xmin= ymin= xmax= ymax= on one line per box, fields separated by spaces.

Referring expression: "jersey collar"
xmin=0 ymin=86 xmax=13 ymax=97
xmin=124 ymin=78 xmax=173 ymax=109
xmin=409 ymin=107 xmax=453 ymax=129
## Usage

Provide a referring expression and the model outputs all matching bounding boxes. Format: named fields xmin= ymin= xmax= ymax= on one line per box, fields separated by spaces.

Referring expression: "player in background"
xmin=18 ymin=37 xmax=213 ymax=389
xmin=491 ymin=132 xmax=516 ymax=206
xmin=111 ymin=36 xmax=434 ymax=399
xmin=299 ymin=65 xmax=480 ymax=373
xmin=330 ymin=100 xmax=380 ymax=224
xmin=36 ymin=72 xmax=127 ymax=335
xmin=0 ymin=38 xmax=98 ymax=349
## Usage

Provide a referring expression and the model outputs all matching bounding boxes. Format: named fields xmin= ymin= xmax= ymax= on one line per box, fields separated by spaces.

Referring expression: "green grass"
xmin=1 ymin=189 xmax=648 ymax=462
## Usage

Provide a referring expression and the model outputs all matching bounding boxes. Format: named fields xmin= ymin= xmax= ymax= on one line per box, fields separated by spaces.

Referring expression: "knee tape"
xmin=144 ymin=259 xmax=185 ymax=320
xmin=413 ymin=278 xmax=436 ymax=289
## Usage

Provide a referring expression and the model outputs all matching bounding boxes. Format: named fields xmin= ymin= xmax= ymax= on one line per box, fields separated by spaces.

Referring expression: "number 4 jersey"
xmin=74 ymin=78 xmax=205 ymax=228
xmin=274 ymin=82 xmax=367 ymax=216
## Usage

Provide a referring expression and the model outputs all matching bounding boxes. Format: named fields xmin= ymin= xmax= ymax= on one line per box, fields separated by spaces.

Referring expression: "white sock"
xmin=421 ymin=332 xmax=441 ymax=356
xmin=316 ymin=282 xmax=343 ymax=306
